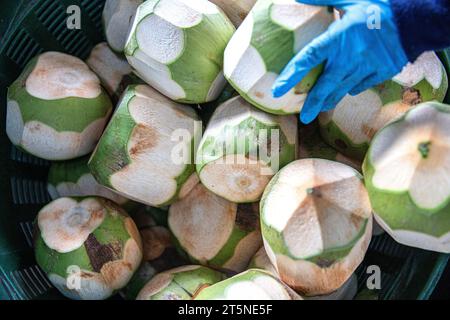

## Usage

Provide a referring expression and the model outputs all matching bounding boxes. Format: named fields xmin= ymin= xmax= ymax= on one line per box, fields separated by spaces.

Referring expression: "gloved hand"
xmin=272 ymin=0 xmax=409 ymax=124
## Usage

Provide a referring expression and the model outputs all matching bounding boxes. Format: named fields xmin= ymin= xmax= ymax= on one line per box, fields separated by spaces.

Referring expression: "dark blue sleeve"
xmin=390 ymin=0 xmax=450 ymax=61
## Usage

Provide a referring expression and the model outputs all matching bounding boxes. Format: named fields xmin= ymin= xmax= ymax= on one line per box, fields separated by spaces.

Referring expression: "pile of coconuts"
xmin=5 ymin=0 xmax=449 ymax=300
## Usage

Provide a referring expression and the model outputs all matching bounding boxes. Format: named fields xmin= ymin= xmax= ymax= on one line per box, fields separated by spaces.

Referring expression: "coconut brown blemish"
xmin=129 ymin=124 xmax=158 ymax=156
xmin=402 ymin=88 xmax=422 ymax=105
xmin=85 ymin=234 xmax=122 ymax=272
xmin=236 ymin=203 xmax=260 ymax=231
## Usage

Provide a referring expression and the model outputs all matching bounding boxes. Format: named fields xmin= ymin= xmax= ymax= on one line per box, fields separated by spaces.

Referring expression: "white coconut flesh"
xmin=126 ymin=0 xmax=230 ymax=102
xmin=109 ymin=85 xmax=198 ymax=206
xmin=374 ymin=214 xmax=450 ymax=253
xmin=222 ymin=274 xmax=294 ymax=300
xmin=86 ymin=42 xmax=133 ymax=95
xmin=49 ymin=272 xmax=113 ymax=300
xmin=250 ymin=247 xmax=357 ymax=299
xmin=367 ymin=104 xmax=450 ymax=252
xmin=210 ymin=0 xmax=256 ymax=27
xmin=127 ymin=53 xmax=186 ymax=101
xmin=96 ymin=234 xmax=142 ymax=291
xmin=198 ymin=96 xmax=297 ymax=203
xmin=394 ymin=51 xmax=444 ymax=89
xmin=261 ymin=159 xmax=372 ymax=295
xmin=136 ymin=265 xmax=204 ymax=300
xmin=49 ymin=173 xmax=128 ymax=205
xmin=169 ymin=183 xmax=261 ymax=268
xmin=26 ymin=52 xmax=101 ymax=100
xmin=319 ymin=51 xmax=447 ymax=145
xmin=319 ymin=90 xmax=385 ymax=145
xmin=136 ymin=271 xmax=174 ymax=300
xmin=224 ymin=2 xmax=333 ymax=114
xmin=197 ymin=270 xmax=300 ymax=300
xmin=38 ymin=197 xmax=106 ymax=253
xmin=9 ymin=114 xmax=109 ymax=161
xmin=103 ymin=0 xmax=143 ymax=52
xmin=200 ymin=155 xmax=273 ymax=203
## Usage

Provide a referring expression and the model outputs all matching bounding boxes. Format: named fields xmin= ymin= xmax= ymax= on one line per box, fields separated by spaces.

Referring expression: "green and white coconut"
xmin=248 ymin=246 xmax=358 ymax=300
xmin=86 ymin=42 xmax=140 ymax=100
xmin=88 ymin=84 xmax=201 ymax=207
xmin=34 ymin=197 xmax=143 ymax=300
xmin=363 ymin=102 xmax=450 ymax=253
xmin=261 ymin=159 xmax=372 ymax=296
xmin=6 ymin=52 xmax=112 ymax=160
xmin=169 ymin=183 xmax=262 ymax=272
xmin=298 ymin=122 xmax=362 ymax=171
xmin=210 ymin=0 xmax=256 ymax=27
xmin=103 ymin=0 xmax=144 ymax=53
xmin=136 ymin=265 xmax=225 ymax=300
xmin=122 ymin=209 xmax=186 ymax=299
xmin=47 ymin=156 xmax=130 ymax=207
xmin=197 ymin=96 xmax=298 ymax=203
xmin=223 ymin=0 xmax=334 ymax=114
xmin=124 ymin=0 xmax=235 ymax=103
xmin=319 ymin=51 xmax=449 ymax=161
xmin=195 ymin=269 xmax=301 ymax=300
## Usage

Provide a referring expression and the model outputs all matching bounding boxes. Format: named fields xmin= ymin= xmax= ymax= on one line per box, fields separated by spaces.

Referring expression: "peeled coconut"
xmin=169 ymin=183 xmax=262 ymax=272
xmin=319 ymin=51 xmax=449 ymax=160
xmin=124 ymin=0 xmax=235 ymax=103
xmin=6 ymin=52 xmax=112 ymax=160
xmin=195 ymin=269 xmax=301 ymax=300
xmin=299 ymin=122 xmax=362 ymax=171
xmin=197 ymin=96 xmax=298 ymax=203
xmin=88 ymin=84 xmax=201 ymax=207
xmin=122 ymin=209 xmax=186 ymax=299
xmin=103 ymin=0 xmax=143 ymax=52
xmin=47 ymin=155 xmax=131 ymax=208
xmin=136 ymin=265 xmax=225 ymax=300
xmin=224 ymin=0 xmax=334 ymax=114
xmin=34 ymin=197 xmax=143 ymax=300
xmin=261 ymin=159 xmax=372 ymax=296
xmin=86 ymin=42 xmax=140 ymax=100
xmin=363 ymin=102 xmax=450 ymax=253
xmin=248 ymin=247 xmax=358 ymax=300
xmin=209 ymin=0 xmax=256 ymax=27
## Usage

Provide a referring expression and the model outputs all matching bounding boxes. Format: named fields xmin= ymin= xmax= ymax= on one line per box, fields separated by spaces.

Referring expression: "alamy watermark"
xmin=366 ymin=5 xmax=382 ymax=30
xmin=66 ymin=5 xmax=81 ymax=30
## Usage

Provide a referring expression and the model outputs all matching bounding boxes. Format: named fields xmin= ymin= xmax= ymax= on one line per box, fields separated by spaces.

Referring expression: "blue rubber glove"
xmin=272 ymin=0 xmax=409 ymax=124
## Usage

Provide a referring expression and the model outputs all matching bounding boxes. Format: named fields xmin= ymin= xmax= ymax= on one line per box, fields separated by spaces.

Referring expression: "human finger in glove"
xmin=272 ymin=0 xmax=450 ymax=124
